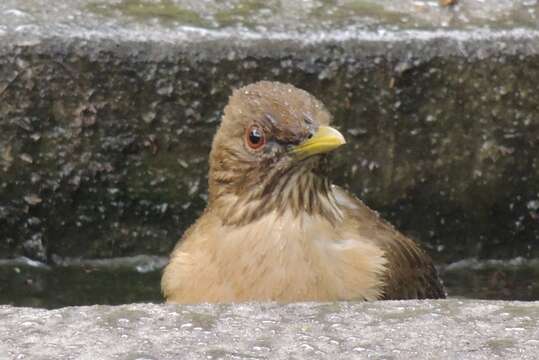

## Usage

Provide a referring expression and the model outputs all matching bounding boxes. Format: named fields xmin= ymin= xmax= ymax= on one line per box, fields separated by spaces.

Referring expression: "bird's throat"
xmin=214 ymin=170 xmax=343 ymax=227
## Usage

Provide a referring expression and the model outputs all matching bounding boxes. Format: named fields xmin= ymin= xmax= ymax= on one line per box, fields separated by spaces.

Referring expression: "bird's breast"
xmin=163 ymin=208 xmax=388 ymax=303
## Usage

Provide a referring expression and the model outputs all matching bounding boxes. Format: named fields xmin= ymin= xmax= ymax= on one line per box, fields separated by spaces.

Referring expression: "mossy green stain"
xmin=87 ymin=0 xmax=207 ymax=27
xmin=214 ymin=0 xmax=280 ymax=28
xmin=309 ymin=0 xmax=414 ymax=27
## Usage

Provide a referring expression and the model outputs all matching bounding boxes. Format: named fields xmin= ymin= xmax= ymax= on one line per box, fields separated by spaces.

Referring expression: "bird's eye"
xmin=245 ymin=125 xmax=266 ymax=150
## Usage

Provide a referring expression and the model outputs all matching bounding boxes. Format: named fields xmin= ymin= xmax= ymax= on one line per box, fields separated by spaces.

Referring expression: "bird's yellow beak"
xmin=290 ymin=126 xmax=346 ymax=159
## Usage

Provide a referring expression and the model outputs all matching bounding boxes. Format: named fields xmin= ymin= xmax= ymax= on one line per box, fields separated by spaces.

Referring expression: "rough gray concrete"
xmin=0 ymin=0 xmax=538 ymax=265
xmin=1 ymin=300 xmax=539 ymax=359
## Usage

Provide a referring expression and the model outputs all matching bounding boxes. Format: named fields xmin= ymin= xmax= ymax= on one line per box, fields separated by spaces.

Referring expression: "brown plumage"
xmin=162 ymin=81 xmax=445 ymax=303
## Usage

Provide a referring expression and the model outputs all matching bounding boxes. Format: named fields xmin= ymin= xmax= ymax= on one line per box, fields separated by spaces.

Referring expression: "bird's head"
xmin=208 ymin=81 xmax=346 ymax=224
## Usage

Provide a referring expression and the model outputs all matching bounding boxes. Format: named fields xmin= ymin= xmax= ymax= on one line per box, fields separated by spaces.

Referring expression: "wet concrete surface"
xmin=0 ymin=1 xmax=538 ymax=277
xmin=1 ymin=300 xmax=539 ymax=359
xmin=3 ymin=0 xmax=539 ymax=35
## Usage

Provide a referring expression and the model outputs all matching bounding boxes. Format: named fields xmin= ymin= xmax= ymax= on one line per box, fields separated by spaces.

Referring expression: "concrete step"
xmin=1 ymin=300 xmax=539 ymax=359
xmin=0 ymin=0 xmax=538 ymax=264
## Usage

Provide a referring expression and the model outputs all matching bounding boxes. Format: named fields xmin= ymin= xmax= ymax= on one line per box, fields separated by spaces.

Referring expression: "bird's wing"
xmin=333 ymin=186 xmax=446 ymax=299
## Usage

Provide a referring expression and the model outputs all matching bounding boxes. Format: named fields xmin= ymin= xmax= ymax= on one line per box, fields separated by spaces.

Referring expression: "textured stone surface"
xmin=0 ymin=0 xmax=538 ymax=265
xmin=1 ymin=301 xmax=539 ymax=359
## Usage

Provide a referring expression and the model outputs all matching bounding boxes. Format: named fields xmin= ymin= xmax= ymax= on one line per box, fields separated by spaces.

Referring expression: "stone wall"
xmin=1 ymin=1 xmax=538 ymax=264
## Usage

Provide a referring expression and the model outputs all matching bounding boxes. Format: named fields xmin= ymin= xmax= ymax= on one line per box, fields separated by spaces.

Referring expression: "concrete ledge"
xmin=0 ymin=1 xmax=538 ymax=264
xmin=1 ymin=300 xmax=539 ymax=359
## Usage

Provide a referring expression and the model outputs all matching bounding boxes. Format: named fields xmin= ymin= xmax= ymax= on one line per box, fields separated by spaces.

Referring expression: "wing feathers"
xmin=333 ymin=186 xmax=446 ymax=299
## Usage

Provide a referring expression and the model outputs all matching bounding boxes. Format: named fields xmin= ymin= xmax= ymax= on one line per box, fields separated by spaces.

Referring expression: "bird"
xmin=161 ymin=81 xmax=445 ymax=303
